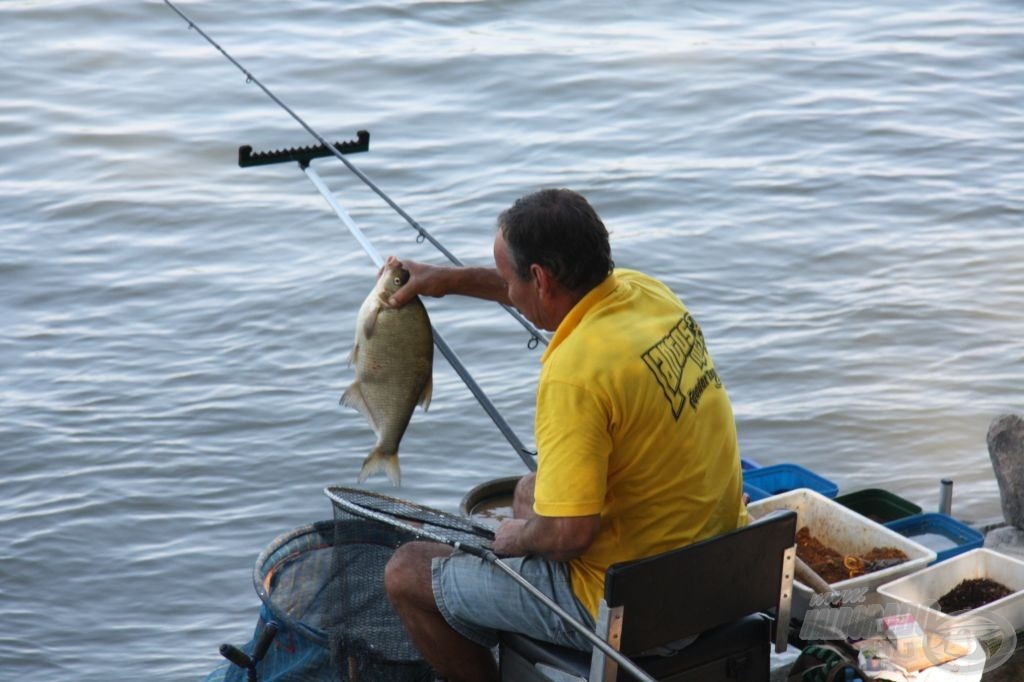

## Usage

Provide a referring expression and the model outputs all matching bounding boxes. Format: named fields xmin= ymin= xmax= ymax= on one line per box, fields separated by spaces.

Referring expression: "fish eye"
xmin=392 ymin=276 xmax=403 ymax=286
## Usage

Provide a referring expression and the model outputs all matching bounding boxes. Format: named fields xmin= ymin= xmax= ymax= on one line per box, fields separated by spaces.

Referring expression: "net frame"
xmin=322 ymin=487 xmax=501 ymax=681
xmin=325 ymin=486 xmax=496 ymax=552
xmin=323 ymin=486 xmax=658 ymax=682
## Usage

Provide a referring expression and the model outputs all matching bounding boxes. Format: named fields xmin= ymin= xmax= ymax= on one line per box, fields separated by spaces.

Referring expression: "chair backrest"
xmin=601 ymin=509 xmax=797 ymax=658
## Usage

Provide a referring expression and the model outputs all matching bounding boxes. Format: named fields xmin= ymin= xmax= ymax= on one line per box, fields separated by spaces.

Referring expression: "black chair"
xmin=499 ymin=509 xmax=797 ymax=682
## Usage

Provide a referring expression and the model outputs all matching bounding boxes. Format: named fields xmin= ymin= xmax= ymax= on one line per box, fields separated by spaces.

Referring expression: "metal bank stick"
xmin=241 ymin=134 xmax=539 ymax=472
xmin=162 ymin=0 xmax=541 ymax=470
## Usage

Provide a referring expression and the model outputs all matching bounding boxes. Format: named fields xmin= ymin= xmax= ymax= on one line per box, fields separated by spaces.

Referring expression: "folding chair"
xmin=499 ymin=509 xmax=797 ymax=681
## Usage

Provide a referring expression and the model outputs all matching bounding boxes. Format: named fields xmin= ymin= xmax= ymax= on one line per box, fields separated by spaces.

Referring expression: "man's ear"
xmin=530 ymin=263 xmax=552 ymax=297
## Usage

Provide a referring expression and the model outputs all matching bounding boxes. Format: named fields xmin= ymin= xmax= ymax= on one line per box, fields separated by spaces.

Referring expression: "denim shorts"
xmin=431 ymin=551 xmax=596 ymax=650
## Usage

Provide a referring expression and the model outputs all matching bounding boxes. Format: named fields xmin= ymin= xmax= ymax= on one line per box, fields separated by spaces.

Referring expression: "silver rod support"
xmin=163 ymin=0 xmax=547 ymax=347
xmin=939 ymin=478 xmax=953 ymax=515
xmin=303 ymin=165 xmax=537 ymax=471
xmin=304 ymin=165 xmax=384 ymax=268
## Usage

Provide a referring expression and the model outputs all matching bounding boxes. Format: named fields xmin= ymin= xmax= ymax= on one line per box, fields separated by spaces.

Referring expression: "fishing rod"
xmin=306 ymin=160 xmax=538 ymax=470
xmin=162 ymin=0 xmax=547 ymax=349
xmin=163 ymin=0 xmax=538 ymax=470
xmin=326 ymin=487 xmax=658 ymax=682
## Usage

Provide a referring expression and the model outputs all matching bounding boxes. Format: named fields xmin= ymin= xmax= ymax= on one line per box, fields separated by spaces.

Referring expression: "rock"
xmin=988 ymin=414 xmax=1024 ymax=529
xmin=985 ymin=527 xmax=1024 ymax=560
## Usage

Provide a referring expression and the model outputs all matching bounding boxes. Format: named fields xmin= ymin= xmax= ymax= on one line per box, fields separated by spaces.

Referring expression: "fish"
xmin=341 ymin=263 xmax=433 ymax=485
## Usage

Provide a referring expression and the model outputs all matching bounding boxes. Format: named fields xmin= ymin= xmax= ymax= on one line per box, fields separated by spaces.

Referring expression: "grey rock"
xmin=988 ymin=414 xmax=1024 ymax=529
xmin=984 ymin=526 xmax=1024 ymax=560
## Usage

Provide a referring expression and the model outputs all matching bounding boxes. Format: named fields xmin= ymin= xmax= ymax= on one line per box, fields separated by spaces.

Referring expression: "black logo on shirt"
xmin=642 ymin=314 xmax=722 ymax=419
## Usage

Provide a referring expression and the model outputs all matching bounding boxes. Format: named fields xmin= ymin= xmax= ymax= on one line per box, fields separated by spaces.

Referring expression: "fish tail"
xmin=357 ymin=446 xmax=401 ymax=486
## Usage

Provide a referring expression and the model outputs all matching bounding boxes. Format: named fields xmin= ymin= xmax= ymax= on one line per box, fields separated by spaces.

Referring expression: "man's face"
xmin=493 ymin=230 xmax=545 ymax=329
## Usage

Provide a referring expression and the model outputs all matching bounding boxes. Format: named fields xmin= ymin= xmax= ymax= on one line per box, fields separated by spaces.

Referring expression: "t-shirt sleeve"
xmin=532 ymin=379 xmax=612 ymax=517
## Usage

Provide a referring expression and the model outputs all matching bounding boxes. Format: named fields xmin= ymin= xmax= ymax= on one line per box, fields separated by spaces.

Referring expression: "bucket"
xmin=459 ymin=475 xmax=520 ymax=528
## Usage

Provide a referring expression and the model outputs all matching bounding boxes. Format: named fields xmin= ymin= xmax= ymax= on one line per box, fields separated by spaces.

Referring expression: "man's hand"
xmin=383 ymin=254 xmax=512 ymax=308
xmin=491 ymin=514 xmax=600 ymax=561
xmin=493 ymin=518 xmax=527 ymax=556
xmin=383 ymin=256 xmax=449 ymax=308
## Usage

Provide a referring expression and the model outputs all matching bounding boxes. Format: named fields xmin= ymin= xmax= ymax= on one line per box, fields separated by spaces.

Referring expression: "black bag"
xmin=787 ymin=643 xmax=871 ymax=682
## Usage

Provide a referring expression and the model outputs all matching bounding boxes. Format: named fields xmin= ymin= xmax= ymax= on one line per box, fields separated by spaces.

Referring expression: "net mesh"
xmin=205 ymin=489 xmax=498 ymax=682
xmin=324 ymin=487 xmax=495 ymax=681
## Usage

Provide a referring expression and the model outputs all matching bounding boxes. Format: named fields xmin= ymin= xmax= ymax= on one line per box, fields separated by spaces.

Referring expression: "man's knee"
xmin=384 ymin=544 xmax=416 ymax=603
xmin=385 ymin=541 xmax=450 ymax=608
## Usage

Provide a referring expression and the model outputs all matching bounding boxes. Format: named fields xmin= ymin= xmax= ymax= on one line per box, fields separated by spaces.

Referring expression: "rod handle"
xmin=219 ymin=643 xmax=252 ymax=669
xmin=252 ymin=621 xmax=279 ymax=661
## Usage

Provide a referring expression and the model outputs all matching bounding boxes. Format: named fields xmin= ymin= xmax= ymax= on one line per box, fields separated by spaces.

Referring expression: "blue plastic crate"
xmin=743 ymin=481 xmax=770 ymax=502
xmin=742 ymin=463 xmax=839 ymax=499
xmin=884 ymin=513 xmax=984 ymax=564
xmin=741 ymin=457 xmax=761 ymax=471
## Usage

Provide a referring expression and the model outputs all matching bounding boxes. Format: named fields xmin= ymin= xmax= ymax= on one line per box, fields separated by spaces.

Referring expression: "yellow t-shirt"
xmin=533 ymin=269 xmax=748 ymax=618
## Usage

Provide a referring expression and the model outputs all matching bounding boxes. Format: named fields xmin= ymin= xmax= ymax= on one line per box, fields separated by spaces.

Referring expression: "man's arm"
xmin=385 ymin=256 xmax=511 ymax=308
xmin=492 ymin=514 xmax=600 ymax=562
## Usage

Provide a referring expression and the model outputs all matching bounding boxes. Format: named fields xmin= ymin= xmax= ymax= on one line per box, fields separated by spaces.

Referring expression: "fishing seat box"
xmin=500 ymin=615 xmax=771 ymax=681
xmin=498 ymin=510 xmax=798 ymax=682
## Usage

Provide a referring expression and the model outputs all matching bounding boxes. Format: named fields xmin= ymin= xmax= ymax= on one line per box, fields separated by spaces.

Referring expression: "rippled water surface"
xmin=2 ymin=1 xmax=1022 ymax=678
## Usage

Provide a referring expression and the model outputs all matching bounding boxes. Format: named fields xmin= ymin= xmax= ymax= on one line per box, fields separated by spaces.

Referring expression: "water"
xmin=2 ymin=1 xmax=1022 ymax=678
xmin=908 ymin=532 xmax=959 ymax=553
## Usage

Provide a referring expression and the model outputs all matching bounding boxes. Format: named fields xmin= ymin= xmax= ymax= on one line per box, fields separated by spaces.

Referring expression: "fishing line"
xmin=303 ymin=164 xmax=537 ymax=470
xmin=163 ymin=0 xmax=539 ymax=470
xmin=162 ymin=0 xmax=547 ymax=349
xmin=325 ymin=487 xmax=657 ymax=682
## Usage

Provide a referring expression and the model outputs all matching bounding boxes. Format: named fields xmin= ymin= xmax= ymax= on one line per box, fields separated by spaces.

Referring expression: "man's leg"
xmin=385 ymin=541 xmax=499 ymax=682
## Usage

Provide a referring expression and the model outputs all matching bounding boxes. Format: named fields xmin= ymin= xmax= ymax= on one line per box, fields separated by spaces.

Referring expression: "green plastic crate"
xmin=835 ymin=488 xmax=921 ymax=524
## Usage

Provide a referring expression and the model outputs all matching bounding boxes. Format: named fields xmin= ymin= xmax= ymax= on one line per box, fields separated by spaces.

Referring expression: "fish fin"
xmin=418 ymin=376 xmax=433 ymax=411
xmin=358 ymin=447 xmax=401 ymax=486
xmin=340 ymin=382 xmax=379 ymax=432
xmin=347 ymin=343 xmax=359 ymax=365
xmin=362 ymin=302 xmax=382 ymax=339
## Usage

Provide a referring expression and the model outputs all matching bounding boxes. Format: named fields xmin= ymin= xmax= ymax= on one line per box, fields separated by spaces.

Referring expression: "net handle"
xmin=322 ymin=488 xmax=656 ymax=682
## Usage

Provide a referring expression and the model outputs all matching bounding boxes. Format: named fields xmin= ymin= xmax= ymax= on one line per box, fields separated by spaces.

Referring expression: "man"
xmin=383 ymin=188 xmax=747 ymax=682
